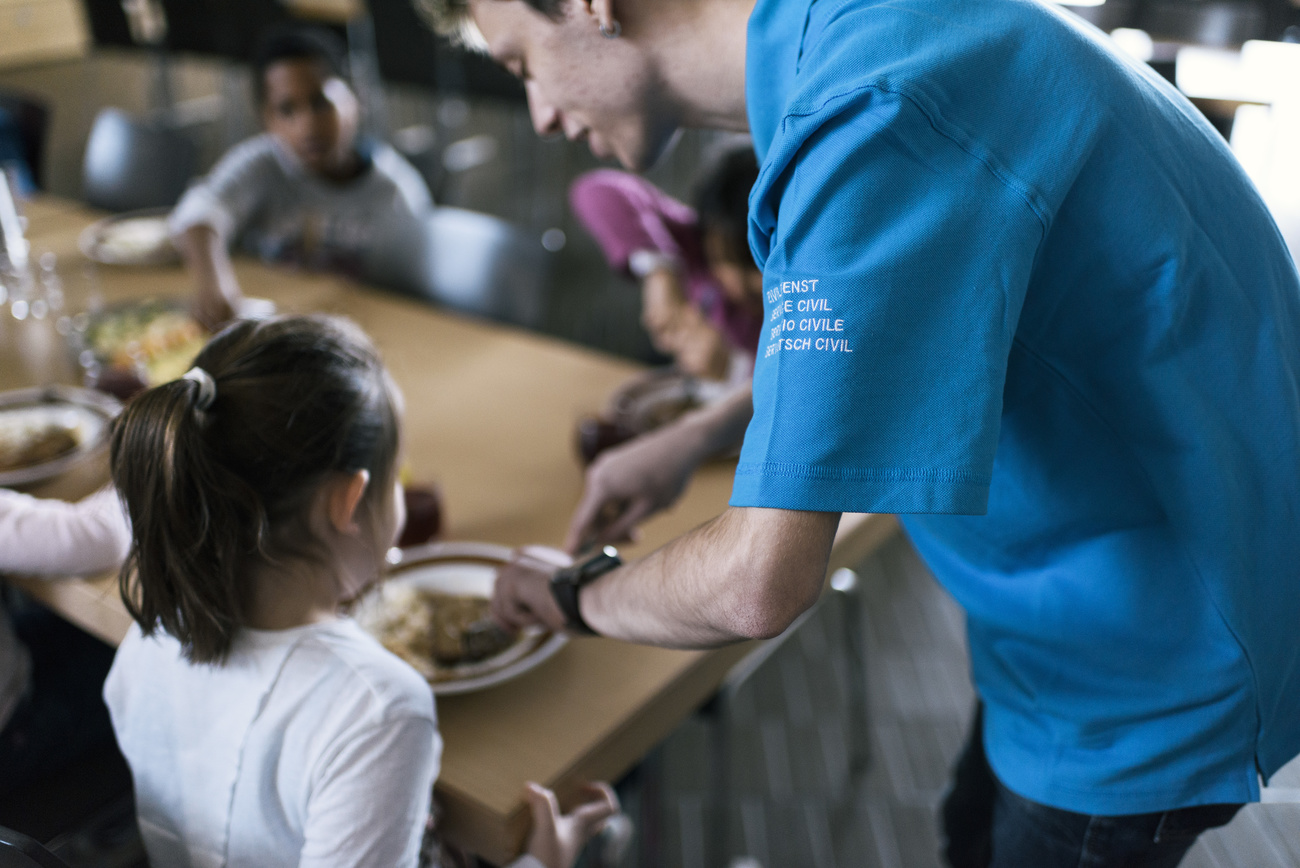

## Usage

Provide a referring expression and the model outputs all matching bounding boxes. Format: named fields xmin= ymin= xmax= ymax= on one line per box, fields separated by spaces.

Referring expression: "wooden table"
xmin=3 ymin=198 xmax=898 ymax=864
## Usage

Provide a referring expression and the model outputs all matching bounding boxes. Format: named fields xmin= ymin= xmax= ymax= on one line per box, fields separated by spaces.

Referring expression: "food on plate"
xmin=0 ymin=407 xmax=83 ymax=472
xmin=366 ymin=585 xmax=517 ymax=681
xmin=80 ymin=212 xmax=179 ymax=266
xmin=84 ymin=301 xmax=208 ymax=386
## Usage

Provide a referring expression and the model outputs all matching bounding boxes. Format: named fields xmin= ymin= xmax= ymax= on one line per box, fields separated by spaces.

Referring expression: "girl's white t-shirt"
xmin=104 ymin=617 xmax=442 ymax=868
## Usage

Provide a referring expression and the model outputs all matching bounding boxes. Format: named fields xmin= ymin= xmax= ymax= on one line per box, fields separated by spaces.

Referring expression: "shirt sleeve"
xmin=299 ymin=715 xmax=441 ymax=868
xmin=168 ymin=136 xmax=279 ymax=243
xmin=0 ymin=485 xmax=131 ymax=576
xmin=568 ymin=170 xmax=696 ymax=275
xmin=732 ymin=87 xmax=1046 ymax=514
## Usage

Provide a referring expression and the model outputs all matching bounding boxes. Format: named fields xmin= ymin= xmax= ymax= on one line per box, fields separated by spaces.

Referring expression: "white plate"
xmin=79 ymin=209 xmax=179 ymax=266
xmin=354 ymin=541 xmax=567 ymax=696
xmin=0 ymin=386 xmax=122 ymax=488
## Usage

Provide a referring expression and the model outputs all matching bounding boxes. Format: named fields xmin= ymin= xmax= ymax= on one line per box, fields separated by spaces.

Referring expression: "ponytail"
xmin=109 ymin=315 xmax=400 ymax=663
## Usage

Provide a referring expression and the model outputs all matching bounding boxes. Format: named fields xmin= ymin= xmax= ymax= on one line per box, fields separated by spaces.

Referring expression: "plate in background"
xmin=0 ymin=386 xmax=121 ymax=488
xmin=79 ymin=209 xmax=179 ymax=267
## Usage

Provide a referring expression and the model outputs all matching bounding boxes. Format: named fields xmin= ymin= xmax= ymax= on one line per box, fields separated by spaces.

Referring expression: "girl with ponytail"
xmin=103 ymin=314 xmax=615 ymax=868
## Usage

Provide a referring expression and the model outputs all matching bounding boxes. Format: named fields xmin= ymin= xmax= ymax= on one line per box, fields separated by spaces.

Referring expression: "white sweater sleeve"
xmin=0 ymin=485 xmax=131 ymax=576
xmin=168 ymin=135 xmax=280 ymax=243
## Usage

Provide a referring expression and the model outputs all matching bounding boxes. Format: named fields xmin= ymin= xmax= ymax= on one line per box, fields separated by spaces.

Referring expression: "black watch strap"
xmin=550 ymin=545 xmax=621 ymax=636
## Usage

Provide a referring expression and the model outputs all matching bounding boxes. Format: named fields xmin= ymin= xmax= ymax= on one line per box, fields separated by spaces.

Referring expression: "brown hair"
xmin=694 ymin=145 xmax=760 ymax=268
xmin=109 ymin=314 xmax=401 ymax=663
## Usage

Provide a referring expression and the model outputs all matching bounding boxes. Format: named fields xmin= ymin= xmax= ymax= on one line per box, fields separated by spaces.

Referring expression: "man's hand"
xmin=564 ymin=421 xmax=700 ymax=553
xmin=523 ymin=782 xmax=620 ymax=868
xmin=491 ymin=545 xmax=570 ymax=632
xmin=564 ymin=383 xmax=754 ymax=553
xmin=193 ymin=284 xmax=242 ymax=332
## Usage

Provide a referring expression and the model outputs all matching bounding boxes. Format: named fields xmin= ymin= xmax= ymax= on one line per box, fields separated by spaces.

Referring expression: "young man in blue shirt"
xmin=419 ymin=0 xmax=1300 ymax=863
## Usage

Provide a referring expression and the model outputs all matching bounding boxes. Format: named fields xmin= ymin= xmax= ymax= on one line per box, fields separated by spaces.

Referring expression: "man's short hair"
xmin=251 ymin=25 xmax=349 ymax=104
xmin=413 ymin=0 xmax=564 ymax=48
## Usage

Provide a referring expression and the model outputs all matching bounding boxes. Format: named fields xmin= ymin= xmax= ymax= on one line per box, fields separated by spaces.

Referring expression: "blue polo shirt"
xmin=732 ymin=0 xmax=1300 ymax=814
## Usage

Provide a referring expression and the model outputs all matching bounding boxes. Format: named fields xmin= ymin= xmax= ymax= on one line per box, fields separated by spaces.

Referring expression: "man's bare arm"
xmin=496 ymin=506 xmax=841 ymax=649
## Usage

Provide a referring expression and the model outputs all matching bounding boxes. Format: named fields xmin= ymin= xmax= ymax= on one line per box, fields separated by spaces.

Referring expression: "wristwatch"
xmin=550 ymin=545 xmax=621 ymax=636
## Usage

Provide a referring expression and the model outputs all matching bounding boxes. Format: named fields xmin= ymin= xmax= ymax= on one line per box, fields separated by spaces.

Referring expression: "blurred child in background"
xmin=171 ymin=27 xmax=432 ymax=327
xmin=105 ymin=314 xmax=614 ymax=867
xmin=569 ymin=146 xmax=762 ymax=383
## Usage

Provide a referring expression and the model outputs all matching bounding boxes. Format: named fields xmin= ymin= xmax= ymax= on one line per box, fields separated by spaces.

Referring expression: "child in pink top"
xmin=569 ymin=147 xmax=763 ymax=381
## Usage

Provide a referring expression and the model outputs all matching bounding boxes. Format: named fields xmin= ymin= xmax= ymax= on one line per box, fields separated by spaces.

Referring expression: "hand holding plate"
xmin=490 ymin=546 xmax=571 ymax=633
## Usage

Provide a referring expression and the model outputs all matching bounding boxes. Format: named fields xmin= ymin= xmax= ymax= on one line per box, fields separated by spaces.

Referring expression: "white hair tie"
xmin=181 ymin=367 xmax=217 ymax=411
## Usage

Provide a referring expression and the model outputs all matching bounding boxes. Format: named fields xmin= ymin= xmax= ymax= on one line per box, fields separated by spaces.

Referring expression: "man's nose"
xmin=526 ymin=81 xmax=561 ymax=137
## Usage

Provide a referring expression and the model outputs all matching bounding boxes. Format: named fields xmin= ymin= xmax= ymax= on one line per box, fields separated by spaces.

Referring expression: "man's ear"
xmin=583 ymin=0 xmax=617 ymax=33
xmin=327 ymin=469 xmax=371 ymax=535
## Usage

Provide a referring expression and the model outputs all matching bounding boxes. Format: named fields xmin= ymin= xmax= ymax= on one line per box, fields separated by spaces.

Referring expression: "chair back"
xmin=411 ymin=207 xmax=556 ymax=329
xmin=0 ymin=827 xmax=72 ymax=868
xmin=0 ymin=93 xmax=50 ymax=191
xmin=82 ymin=108 xmax=196 ymax=212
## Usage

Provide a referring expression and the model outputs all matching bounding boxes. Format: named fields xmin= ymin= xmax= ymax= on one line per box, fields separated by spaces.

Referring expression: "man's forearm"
xmin=579 ymin=507 xmax=840 ymax=648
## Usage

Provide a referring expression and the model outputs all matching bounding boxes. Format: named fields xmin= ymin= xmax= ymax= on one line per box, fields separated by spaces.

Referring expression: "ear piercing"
xmin=599 ymin=19 xmax=621 ymax=38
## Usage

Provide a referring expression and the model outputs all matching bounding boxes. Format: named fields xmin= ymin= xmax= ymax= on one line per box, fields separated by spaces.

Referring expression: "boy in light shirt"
xmin=171 ymin=26 xmax=432 ymax=327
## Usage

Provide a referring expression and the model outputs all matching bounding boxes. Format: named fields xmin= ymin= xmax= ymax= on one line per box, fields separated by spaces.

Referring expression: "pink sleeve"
xmin=568 ymin=170 xmax=698 ymax=275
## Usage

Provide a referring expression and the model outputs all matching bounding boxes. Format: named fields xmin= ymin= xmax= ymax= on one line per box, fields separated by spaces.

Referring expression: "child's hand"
xmin=523 ymin=781 xmax=619 ymax=868
xmin=193 ymin=285 xmax=241 ymax=332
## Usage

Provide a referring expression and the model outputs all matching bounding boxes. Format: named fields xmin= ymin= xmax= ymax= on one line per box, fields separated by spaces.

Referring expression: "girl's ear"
xmin=327 ymin=469 xmax=371 ymax=535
